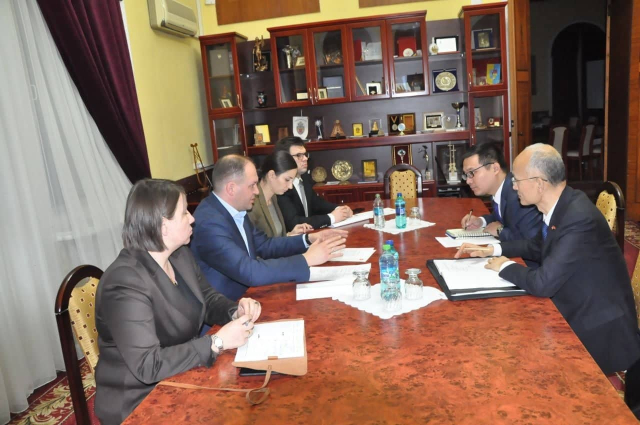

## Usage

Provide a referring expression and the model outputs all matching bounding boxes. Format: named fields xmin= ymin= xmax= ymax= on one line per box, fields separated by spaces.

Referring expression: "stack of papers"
xmin=332 ymin=208 xmax=395 ymax=228
xmin=432 ymin=258 xmax=523 ymax=297
xmin=297 ymin=264 xmax=372 ymax=301
xmin=308 ymin=263 xmax=371 ymax=281
xmin=363 ymin=219 xmax=435 ymax=234
xmin=435 ymin=236 xmax=500 ymax=248
xmin=234 ymin=320 xmax=305 ymax=361
xmin=329 ymin=247 xmax=375 ymax=262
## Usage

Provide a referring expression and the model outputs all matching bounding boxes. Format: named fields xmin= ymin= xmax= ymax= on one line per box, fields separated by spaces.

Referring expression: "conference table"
xmin=124 ymin=197 xmax=637 ymax=424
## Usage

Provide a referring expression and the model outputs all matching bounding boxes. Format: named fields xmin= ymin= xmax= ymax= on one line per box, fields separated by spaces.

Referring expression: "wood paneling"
xmin=630 ymin=0 xmax=640 ymax=219
xmin=511 ymin=0 xmax=532 ymax=156
xmin=359 ymin=0 xmax=430 ymax=7
xmin=215 ymin=0 xmax=320 ymax=25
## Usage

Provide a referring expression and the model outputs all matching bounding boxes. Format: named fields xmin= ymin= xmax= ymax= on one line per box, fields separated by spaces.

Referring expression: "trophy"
xmin=398 ymin=148 xmax=406 ymax=164
xmin=451 ymin=102 xmax=467 ymax=129
xmin=419 ymin=145 xmax=431 ymax=180
xmin=447 ymin=142 xmax=460 ymax=183
xmin=330 ymin=120 xmax=346 ymax=139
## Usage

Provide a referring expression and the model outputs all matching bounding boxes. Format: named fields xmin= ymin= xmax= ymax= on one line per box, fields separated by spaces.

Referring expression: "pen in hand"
xmin=464 ymin=209 xmax=473 ymax=230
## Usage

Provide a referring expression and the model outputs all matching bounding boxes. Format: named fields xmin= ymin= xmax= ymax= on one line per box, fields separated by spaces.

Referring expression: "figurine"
xmin=253 ymin=36 xmax=268 ymax=71
xmin=419 ymin=145 xmax=431 ymax=180
xmin=282 ymin=45 xmax=300 ymax=69
xmin=315 ymin=118 xmax=324 ymax=140
xmin=447 ymin=142 xmax=460 ymax=183
xmin=330 ymin=120 xmax=346 ymax=139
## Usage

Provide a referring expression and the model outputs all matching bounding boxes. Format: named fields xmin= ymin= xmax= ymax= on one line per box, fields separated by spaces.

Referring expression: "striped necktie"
xmin=542 ymin=222 xmax=549 ymax=240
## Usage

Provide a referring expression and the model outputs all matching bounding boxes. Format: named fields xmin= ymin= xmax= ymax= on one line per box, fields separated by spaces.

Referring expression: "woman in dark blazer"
xmin=94 ymin=179 xmax=262 ymax=425
xmin=248 ymin=151 xmax=312 ymax=237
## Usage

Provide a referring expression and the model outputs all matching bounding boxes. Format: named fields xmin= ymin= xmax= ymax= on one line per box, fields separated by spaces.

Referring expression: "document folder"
xmin=426 ymin=258 xmax=527 ymax=301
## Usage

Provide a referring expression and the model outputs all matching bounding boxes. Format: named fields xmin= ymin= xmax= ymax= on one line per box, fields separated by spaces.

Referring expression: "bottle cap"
xmin=385 ymin=240 xmax=394 ymax=246
xmin=397 ymin=192 xmax=402 ymax=197
xmin=382 ymin=244 xmax=390 ymax=250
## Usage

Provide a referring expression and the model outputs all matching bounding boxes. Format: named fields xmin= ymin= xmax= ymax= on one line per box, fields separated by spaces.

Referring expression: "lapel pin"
xmin=551 ymin=226 xmax=556 ymax=231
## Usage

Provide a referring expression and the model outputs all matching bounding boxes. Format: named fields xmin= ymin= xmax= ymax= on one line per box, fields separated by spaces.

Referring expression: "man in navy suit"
xmin=457 ymin=143 xmax=640 ymax=417
xmin=460 ymin=143 xmax=543 ymax=242
xmin=191 ymin=155 xmax=346 ymax=301
xmin=275 ymin=137 xmax=353 ymax=231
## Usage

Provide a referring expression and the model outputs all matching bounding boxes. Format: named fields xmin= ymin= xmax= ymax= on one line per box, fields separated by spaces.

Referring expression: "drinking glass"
xmin=408 ymin=207 xmax=421 ymax=226
xmin=405 ymin=268 xmax=423 ymax=300
xmin=383 ymin=281 xmax=402 ymax=312
xmin=353 ymin=270 xmax=371 ymax=301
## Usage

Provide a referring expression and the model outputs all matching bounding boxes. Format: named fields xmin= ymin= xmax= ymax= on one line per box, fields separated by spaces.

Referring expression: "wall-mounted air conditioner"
xmin=148 ymin=0 xmax=198 ymax=38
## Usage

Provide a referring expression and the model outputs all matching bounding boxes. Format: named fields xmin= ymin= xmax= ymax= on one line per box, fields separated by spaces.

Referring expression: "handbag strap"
xmin=156 ymin=366 xmax=272 ymax=405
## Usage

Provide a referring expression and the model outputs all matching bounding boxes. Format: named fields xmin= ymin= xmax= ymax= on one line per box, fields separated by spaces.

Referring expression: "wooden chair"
xmin=591 ymin=133 xmax=603 ymax=179
xmin=55 ymin=265 xmax=103 ymax=425
xmin=383 ymin=164 xmax=422 ymax=199
xmin=566 ymin=124 xmax=595 ymax=180
xmin=548 ymin=125 xmax=569 ymax=168
xmin=630 ymin=254 xmax=640 ymax=329
xmin=595 ymin=181 xmax=625 ymax=252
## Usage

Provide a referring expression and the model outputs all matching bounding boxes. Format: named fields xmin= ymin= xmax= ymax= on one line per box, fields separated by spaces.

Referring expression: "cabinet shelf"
xmin=393 ymin=55 xmax=424 ymax=63
xmin=247 ymin=131 xmax=470 ymax=155
xmin=317 ymin=63 xmax=344 ymax=69
xmin=355 ymin=59 xmax=383 ymax=66
xmin=428 ymin=52 xmax=464 ymax=62
xmin=209 ymin=74 xmax=234 ymax=79
xmin=279 ymin=67 xmax=307 ymax=73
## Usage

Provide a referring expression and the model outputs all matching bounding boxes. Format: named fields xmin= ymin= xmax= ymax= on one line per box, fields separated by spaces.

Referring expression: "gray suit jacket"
xmin=248 ymin=185 xmax=287 ymax=238
xmin=94 ymin=247 xmax=238 ymax=425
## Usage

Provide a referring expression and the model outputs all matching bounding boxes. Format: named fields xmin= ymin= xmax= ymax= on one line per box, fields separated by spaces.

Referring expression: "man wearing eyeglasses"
xmin=456 ymin=144 xmax=640 ymax=417
xmin=275 ymin=137 xmax=353 ymax=231
xmin=460 ymin=143 xmax=542 ymax=242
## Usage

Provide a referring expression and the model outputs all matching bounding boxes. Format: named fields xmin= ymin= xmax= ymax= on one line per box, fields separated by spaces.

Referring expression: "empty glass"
xmin=405 ymin=269 xmax=423 ymax=300
xmin=408 ymin=207 xmax=421 ymax=226
xmin=353 ymin=270 xmax=371 ymax=301
xmin=382 ymin=281 xmax=402 ymax=312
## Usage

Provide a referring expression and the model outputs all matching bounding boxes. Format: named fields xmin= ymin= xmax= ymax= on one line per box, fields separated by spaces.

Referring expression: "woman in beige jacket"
xmin=248 ymin=151 xmax=312 ymax=237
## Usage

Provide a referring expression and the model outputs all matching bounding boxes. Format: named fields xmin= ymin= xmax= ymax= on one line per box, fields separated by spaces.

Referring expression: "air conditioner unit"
xmin=148 ymin=0 xmax=198 ymax=38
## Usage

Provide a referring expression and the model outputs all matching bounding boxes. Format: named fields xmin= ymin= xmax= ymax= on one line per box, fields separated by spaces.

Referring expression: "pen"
xmin=454 ymin=246 xmax=493 ymax=252
xmin=464 ymin=209 xmax=473 ymax=230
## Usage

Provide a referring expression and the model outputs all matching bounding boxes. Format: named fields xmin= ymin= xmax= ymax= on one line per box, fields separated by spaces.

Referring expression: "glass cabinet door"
xmin=273 ymin=32 xmax=311 ymax=106
xmin=348 ymin=21 xmax=389 ymax=100
xmin=310 ymin=26 xmax=349 ymax=104
xmin=387 ymin=19 xmax=428 ymax=97
xmin=465 ymin=11 xmax=506 ymax=92
xmin=469 ymin=93 xmax=510 ymax=160
xmin=211 ymin=115 xmax=245 ymax=161
xmin=205 ymin=41 xmax=240 ymax=112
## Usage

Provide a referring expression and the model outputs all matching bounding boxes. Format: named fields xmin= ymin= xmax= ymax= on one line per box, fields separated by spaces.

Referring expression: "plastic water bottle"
xmin=385 ymin=239 xmax=400 ymax=282
xmin=379 ymin=244 xmax=399 ymax=299
xmin=373 ymin=194 xmax=385 ymax=229
xmin=395 ymin=193 xmax=406 ymax=229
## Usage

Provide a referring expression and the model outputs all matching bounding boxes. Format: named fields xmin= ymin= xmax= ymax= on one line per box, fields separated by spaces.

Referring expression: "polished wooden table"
xmin=125 ymin=198 xmax=636 ymax=424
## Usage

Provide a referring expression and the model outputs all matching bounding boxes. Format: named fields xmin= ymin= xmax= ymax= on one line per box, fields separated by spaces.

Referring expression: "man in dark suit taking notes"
xmin=457 ymin=143 xmax=640 ymax=417
xmin=275 ymin=137 xmax=353 ymax=231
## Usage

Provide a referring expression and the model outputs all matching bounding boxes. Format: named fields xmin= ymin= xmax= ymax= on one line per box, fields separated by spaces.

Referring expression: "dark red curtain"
xmin=36 ymin=0 xmax=151 ymax=183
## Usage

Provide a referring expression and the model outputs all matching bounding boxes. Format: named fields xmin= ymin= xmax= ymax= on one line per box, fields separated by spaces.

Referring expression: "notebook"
xmin=445 ymin=228 xmax=492 ymax=238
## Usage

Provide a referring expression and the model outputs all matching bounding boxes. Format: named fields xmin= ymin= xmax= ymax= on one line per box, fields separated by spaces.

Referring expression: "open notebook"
xmin=445 ymin=228 xmax=491 ymax=238
xmin=427 ymin=258 xmax=527 ymax=301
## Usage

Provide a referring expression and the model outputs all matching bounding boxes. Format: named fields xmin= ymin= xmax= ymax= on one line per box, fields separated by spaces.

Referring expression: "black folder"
xmin=426 ymin=258 xmax=528 ymax=301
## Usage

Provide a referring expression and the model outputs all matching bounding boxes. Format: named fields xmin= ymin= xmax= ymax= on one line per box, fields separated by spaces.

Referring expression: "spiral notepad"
xmin=445 ymin=228 xmax=492 ymax=238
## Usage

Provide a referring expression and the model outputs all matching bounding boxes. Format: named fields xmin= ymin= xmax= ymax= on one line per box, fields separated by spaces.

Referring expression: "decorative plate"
xmin=311 ymin=166 xmax=327 ymax=183
xmin=435 ymin=71 xmax=457 ymax=92
xmin=402 ymin=48 xmax=414 ymax=57
xmin=331 ymin=160 xmax=353 ymax=182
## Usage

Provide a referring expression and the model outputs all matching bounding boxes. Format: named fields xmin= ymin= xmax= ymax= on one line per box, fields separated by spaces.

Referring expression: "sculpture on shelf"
xmin=282 ymin=45 xmax=300 ymax=69
xmin=419 ymin=145 xmax=431 ymax=180
xmin=253 ymin=36 xmax=268 ymax=72
xmin=447 ymin=142 xmax=460 ymax=184
xmin=330 ymin=120 xmax=346 ymax=139
xmin=190 ymin=143 xmax=213 ymax=194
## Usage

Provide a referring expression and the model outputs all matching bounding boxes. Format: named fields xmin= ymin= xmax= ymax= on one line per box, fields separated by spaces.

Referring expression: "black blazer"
xmin=94 ymin=247 xmax=238 ymax=425
xmin=482 ymin=172 xmax=543 ymax=242
xmin=277 ymin=173 xmax=338 ymax=231
xmin=499 ymin=186 xmax=640 ymax=374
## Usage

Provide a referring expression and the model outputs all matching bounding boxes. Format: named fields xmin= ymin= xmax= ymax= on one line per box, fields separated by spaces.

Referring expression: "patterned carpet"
xmin=7 ymin=221 xmax=640 ymax=425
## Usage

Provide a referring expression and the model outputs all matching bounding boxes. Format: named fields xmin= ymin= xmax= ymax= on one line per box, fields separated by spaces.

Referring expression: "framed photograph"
xmin=366 ymin=82 xmax=382 ymax=95
xmin=323 ymin=76 xmax=344 ymax=98
xmin=407 ymin=74 xmax=424 ymax=92
xmin=352 ymin=123 xmax=363 ymax=137
xmin=254 ymin=124 xmax=271 ymax=143
xmin=392 ymin=144 xmax=412 ymax=165
xmin=472 ymin=28 xmax=493 ymax=50
xmin=387 ymin=113 xmax=401 ymax=135
xmin=474 ymin=107 xmax=485 ymax=129
xmin=220 ymin=98 xmax=233 ymax=108
xmin=295 ymin=56 xmax=305 ymax=67
xmin=277 ymin=125 xmax=289 ymax=140
xmin=254 ymin=132 xmax=265 ymax=146
xmin=361 ymin=159 xmax=378 ymax=182
xmin=296 ymin=90 xmax=309 ymax=100
xmin=434 ymin=36 xmax=459 ymax=53
xmin=401 ymin=113 xmax=416 ymax=133
xmin=317 ymin=87 xmax=328 ymax=100
xmin=423 ymin=112 xmax=444 ymax=130
xmin=487 ymin=64 xmax=501 ymax=85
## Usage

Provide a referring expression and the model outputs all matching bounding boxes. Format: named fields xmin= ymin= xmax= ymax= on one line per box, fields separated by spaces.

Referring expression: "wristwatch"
xmin=212 ymin=335 xmax=224 ymax=351
xmin=304 ymin=233 xmax=312 ymax=245
xmin=496 ymin=225 xmax=504 ymax=236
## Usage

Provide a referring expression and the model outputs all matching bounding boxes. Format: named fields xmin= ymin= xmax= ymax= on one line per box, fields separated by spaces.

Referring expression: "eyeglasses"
xmin=292 ymin=152 xmax=310 ymax=160
xmin=461 ymin=162 xmax=495 ymax=180
xmin=511 ymin=176 xmax=548 ymax=185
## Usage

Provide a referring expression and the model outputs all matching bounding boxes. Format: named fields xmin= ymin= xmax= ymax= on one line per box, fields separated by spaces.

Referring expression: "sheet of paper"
xmin=433 ymin=258 xmax=516 ymax=290
xmin=308 ymin=263 xmax=371 ymax=282
xmin=234 ymin=320 xmax=305 ymax=362
xmin=331 ymin=208 xmax=395 ymax=228
xmin=363 ymin=219 xmax=435 ymax=234
xmin=435 ymin=236 xmax=500 ymax=248
xmin=329 ymin=247 xmax=375 ymax=262
xmin=296 ymin=277 xmax=353 ymax=300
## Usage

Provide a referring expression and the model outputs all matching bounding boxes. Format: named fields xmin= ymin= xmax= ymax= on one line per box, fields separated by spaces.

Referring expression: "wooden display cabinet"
xmin=469 ymin=90 xmax=510 ymax=160
xmin=386 ymin=15 xmax=429 ymax=97
xmin=313 ymin=180 xmax=436 ymax=203
xmin=347 ymin=20 xmax=391 ymax=101
xmin=208 ymin=112 xmax=247 ymax=162
xmin=200 ymin=33 xmax=246 ymax=113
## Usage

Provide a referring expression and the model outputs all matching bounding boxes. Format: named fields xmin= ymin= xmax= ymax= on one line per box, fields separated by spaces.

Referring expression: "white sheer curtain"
xmin=0 ymin=0 xmax=132 ymax=421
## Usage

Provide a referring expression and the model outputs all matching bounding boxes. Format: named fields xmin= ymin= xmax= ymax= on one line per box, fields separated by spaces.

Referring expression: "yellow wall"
xmin=125 ymin=0 xmax=489 ymax=180
xmin=123 ymin=0 xmax=212 ymax=180
xmin=201 ymin=0 xmax=475 ymax=38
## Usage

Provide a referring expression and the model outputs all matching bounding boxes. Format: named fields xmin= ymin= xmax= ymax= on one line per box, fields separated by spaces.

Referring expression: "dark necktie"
xmin=492 ymin=199 xmax=501 ymax=221
xmin=542 ymin=222 xmax=549 ymax=240
xmin=297 ymin=179 xmax=308 ymax=217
